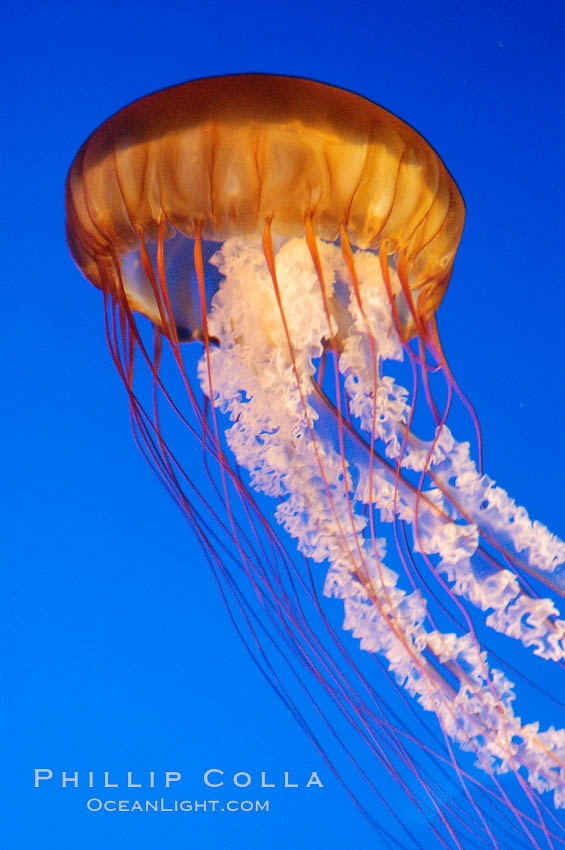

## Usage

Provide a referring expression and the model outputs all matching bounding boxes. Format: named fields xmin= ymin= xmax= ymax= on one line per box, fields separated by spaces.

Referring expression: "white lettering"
xmin=104 ymin=772 xmax=118 ymax=788
xmin=306 ymin=771 xmax=324 ymax=788
xmin=260 ymin=772 xmax=275 ymax=788
xmin=34 ymin=769 xmax=53 ymax=787
xmin=87 ymin=798 xmax=102 ymax=811
xmin=234 ymin=772 xmax=251 ymax=788
xmin=127 ymin=772 xmax=141 ymax=788
xmin=165 ymin=771 xmax=181 ymax=787
xmin=61 ymin=771 xmax=79 ymax=788
xmin=204 ymin=769 xmax=223 ymax=787
xmin=284 ymin=772 xmax=298 ymax=788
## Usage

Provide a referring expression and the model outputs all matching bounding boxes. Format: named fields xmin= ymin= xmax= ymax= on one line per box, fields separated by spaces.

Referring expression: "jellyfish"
xmin=65 ymin=74 xmax=565 ymax=848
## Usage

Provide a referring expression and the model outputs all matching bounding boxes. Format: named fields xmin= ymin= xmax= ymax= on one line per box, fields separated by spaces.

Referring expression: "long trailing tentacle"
xmin=103 ymin=224 xmax=565 ymax=849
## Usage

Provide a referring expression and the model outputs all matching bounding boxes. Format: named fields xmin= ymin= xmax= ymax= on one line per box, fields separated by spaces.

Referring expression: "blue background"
xmin=2 ymin=0 xmax=564 ymax=847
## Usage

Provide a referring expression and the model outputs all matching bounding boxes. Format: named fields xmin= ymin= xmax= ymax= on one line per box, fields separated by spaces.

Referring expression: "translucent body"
xmin=66 ymin=76 xmax=565 ymax=849
xmin=65 ymin=74 xmax=464 ymax=335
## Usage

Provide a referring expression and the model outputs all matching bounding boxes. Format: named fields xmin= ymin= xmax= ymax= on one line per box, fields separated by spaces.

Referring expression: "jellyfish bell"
xmin=66 ymin=74 xmax=565 ymax=848
xmin=65 ymin=74 xmax=464 ymax=341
